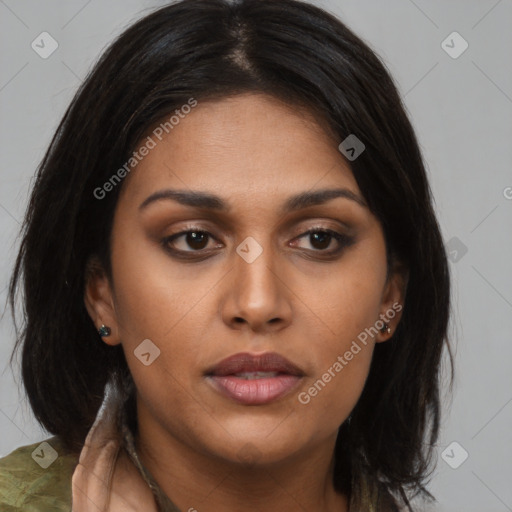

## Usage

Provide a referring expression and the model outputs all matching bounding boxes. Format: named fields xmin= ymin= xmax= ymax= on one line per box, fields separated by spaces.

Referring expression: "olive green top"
xmin=0 ymin=395 xmax=181 ymax=511
xmin=0 ymin=436 xmax=78 ymax=511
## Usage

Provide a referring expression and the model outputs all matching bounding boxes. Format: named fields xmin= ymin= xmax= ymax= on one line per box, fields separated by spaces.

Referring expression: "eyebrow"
xmin=139 ymin=187 xmax=367 ymax=213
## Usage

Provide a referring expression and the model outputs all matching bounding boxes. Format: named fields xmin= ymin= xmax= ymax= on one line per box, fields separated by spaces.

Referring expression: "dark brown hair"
xmin=7 ymin=1 xmax=453 ymax=509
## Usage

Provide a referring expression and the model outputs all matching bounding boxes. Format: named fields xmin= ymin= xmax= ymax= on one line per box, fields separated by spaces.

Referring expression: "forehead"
xmin=118 ymin=93 xmax=359 ymax=209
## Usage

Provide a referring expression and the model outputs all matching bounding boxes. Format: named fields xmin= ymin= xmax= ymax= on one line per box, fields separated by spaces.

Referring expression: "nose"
xmin=220 ymin=236 xmax=293 ymax=334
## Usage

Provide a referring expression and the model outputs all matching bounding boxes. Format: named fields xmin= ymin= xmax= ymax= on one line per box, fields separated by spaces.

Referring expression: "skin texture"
xmin=85 ymin=93 xmax=407 ymax=512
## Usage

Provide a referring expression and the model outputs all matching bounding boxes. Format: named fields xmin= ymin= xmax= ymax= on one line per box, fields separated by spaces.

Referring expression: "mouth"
xmin=204 ymin=352 xmax=305 ymax=405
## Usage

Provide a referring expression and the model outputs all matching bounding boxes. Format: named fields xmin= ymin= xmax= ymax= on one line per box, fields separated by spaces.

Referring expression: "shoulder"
xmin=0 ymin=436 xmax=79 ymax=511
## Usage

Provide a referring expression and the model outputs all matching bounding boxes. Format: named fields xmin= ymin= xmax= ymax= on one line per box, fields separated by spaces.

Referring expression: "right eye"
xmin=162 ymin=227 xmax=223 ymax=256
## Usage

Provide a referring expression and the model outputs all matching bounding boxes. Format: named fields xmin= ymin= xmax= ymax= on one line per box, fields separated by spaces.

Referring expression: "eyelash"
xmin=161 ymin=225 xmax=354 ymax=260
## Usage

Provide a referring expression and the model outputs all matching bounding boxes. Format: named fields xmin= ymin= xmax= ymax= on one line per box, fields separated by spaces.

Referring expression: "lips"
xmin=205 ymin=352 xmax=305 ymax=405
xmin=205 ymin=352 xmax=304 ymax=377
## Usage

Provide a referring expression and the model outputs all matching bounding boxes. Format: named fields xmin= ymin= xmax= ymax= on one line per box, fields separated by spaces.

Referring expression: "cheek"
xmin=109 ymin=235 xmax=219 ymax=417
xmin=293 ymin=242 xmax=386 ymax=421
xmin=296 ymin=367 xmax=371 ymax=445
xmin=109 ymin=221 xmax=206 ymax=346
xmin=295 ymin=283 xmax=377 ymax=428
xmin=296 ymin=279 xmax=378 ymax=420
xmin=302 ymin=246 xmax=386 ymax=354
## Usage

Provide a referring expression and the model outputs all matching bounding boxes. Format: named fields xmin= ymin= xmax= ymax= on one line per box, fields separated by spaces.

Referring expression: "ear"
xmin=84 ymin=255 xmax=121 ymax=346
xmin=375 ymin=259 xmax=409 ymax=343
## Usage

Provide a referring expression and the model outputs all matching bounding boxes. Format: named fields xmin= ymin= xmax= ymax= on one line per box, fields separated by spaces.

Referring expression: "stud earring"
xmin=98 ymin=324 xmax=111 ymax=337
xmin=380 ymin=322 xmax=391 ymax=335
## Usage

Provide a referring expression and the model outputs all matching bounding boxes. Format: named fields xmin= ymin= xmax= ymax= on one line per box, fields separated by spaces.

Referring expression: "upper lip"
xmin=205 ymin=352 xmax=305 ymax=377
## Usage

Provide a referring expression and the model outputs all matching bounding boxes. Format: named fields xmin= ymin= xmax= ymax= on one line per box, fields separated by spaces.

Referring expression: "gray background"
xmin=1 ymin=1 xmax=511 ymax=510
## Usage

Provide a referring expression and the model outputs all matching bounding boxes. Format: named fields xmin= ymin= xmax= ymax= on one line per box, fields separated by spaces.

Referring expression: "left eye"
xmin=293 ymin=228 xmax=349 ymax=252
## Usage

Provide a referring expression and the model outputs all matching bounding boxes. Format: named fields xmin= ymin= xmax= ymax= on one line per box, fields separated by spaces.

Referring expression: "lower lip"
xmin=206 ymin=375 xmax=302 ymax=405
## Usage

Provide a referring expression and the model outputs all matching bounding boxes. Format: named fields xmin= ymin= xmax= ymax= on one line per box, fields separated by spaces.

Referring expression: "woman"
xmin=0 ymin=0 xmax=452 ymax=510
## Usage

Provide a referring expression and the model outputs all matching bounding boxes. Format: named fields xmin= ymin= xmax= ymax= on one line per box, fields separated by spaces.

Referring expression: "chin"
xmin=197 ymin=422 xmax=312 ymax=467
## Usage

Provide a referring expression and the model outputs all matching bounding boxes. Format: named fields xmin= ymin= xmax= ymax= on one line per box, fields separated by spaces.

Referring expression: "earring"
xmin=98 ymin=324 xmax=111 ymax=337
xmin=380 ymin=322 xmax=391 ymax=335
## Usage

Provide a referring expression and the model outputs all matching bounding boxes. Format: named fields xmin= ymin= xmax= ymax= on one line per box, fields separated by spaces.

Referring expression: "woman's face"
xmin=86 ymin=92 xmax=405 ymax=467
